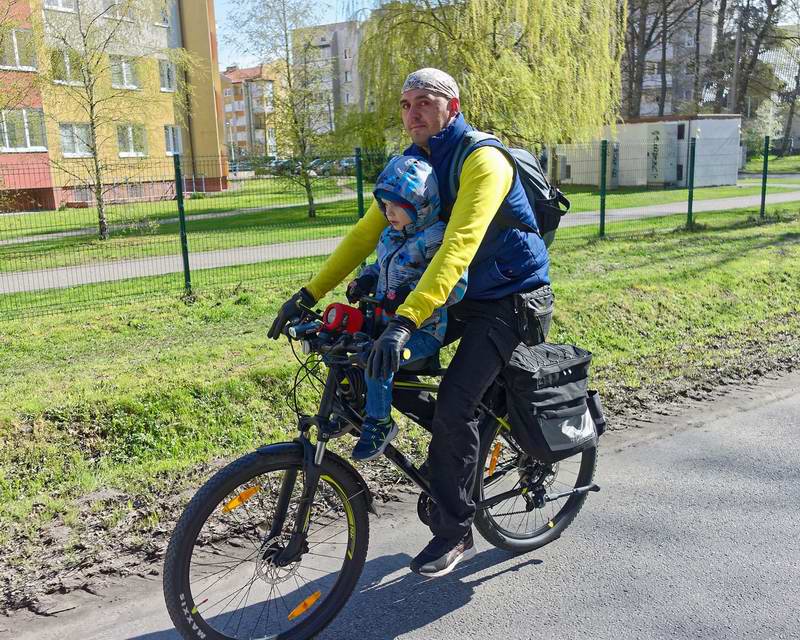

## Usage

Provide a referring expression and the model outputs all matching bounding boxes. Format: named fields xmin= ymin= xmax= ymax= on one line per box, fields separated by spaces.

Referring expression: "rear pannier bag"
xmin=502 ymin=343 xmax=597 ymax=463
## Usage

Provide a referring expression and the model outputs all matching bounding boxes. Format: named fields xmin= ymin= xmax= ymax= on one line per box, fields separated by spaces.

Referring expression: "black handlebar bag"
xmin=501 ymin=343 xmax=600 ymax=463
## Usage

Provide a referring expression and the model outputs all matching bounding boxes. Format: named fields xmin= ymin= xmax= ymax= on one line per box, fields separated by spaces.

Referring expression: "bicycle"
xmin=163 ymin=298 xmax=600 ymax=640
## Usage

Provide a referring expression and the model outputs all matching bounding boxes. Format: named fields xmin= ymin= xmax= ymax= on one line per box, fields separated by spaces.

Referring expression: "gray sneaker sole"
xmin=413 ymin=543 xmax=477 ymax=578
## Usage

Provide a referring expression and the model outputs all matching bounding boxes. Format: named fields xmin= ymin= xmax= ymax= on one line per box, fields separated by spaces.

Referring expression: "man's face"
xmin=400 ymin=89 xmax=459 ymax=149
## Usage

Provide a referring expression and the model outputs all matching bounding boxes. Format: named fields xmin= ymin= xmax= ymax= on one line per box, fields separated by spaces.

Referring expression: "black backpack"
xmin=448 ymin=131 xmax=570 ymax=247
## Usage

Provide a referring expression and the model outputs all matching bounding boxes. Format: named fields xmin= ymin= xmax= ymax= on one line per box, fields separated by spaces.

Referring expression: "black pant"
xmin=393 ymin=285 xmax=554 ymax=539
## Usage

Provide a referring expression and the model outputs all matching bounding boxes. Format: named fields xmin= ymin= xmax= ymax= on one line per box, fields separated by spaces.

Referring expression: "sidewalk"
xmin=2 ymin=190 xmax=800 ymax=295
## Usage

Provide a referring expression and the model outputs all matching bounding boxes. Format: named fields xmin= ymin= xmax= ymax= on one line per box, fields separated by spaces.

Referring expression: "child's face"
xmin=383 ymin=200 xmax=413 ymax=231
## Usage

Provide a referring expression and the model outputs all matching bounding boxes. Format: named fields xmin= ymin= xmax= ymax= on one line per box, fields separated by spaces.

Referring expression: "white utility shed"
xmin=554 ymin=114 xmax=741 ymax=188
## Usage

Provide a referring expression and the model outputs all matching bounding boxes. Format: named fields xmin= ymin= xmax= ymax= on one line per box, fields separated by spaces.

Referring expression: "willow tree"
xmin=358 ymin=0 xmax=627 ymax=147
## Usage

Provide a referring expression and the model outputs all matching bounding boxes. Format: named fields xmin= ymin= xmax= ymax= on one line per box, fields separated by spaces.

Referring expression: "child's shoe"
xmin=352 ymin=417 xmax=398 ymax=461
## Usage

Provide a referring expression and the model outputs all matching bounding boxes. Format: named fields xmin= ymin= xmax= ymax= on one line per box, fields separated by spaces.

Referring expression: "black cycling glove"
xmin=346 ymin=273 xmax=378 ymax=304
xmin=267 ymin=288 xmax=316 ymax=339
xmin=380 ymin=283 xmax=413 ymax=314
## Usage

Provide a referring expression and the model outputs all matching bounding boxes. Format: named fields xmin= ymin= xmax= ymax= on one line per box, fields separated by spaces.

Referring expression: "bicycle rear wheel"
xmin=474 ymin=417 xmax=597 ymax=553
xmin=163 ymin=447 xmax=369 ymax=640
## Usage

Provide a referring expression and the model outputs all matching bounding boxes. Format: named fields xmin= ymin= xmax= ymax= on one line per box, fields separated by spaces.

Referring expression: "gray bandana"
xmin=401 ymin=68 xmax=459 ymax=100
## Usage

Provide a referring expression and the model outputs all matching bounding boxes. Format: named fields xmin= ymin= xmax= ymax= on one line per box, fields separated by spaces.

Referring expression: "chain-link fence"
xmin=0 ymin=135 xmax=795 ymax=318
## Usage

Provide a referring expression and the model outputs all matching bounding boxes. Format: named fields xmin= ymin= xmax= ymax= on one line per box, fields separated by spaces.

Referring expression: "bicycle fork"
xmin=271 ymin=370 xmax=339 ymax=566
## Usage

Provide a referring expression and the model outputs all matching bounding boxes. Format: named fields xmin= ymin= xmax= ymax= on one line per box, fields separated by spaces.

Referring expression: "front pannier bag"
xmin=502 ymin=343 xmax=598 ymax=463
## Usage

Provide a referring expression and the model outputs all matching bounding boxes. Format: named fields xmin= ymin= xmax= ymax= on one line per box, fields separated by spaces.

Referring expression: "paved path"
xmin=2 ymin=189 xmax=800 ymax=295
xmin=7 ymin=371 xmax=800 ymax=640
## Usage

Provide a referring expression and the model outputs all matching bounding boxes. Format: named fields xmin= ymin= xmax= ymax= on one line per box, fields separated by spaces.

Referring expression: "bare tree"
xmin=228 ymin=0 xmax=332 ymax=218
xmin=37 ymin=0 xmax=191 ymax=239
xmin=624 ymin=0 xmax=701 ymax=117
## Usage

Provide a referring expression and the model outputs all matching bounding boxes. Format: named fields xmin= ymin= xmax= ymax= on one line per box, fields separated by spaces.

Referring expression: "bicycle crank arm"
xmin=545 ymin=483 xmax=600 ymax=503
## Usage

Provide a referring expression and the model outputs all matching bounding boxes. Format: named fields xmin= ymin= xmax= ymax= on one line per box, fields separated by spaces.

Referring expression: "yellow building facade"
xmin=0 ymin=0 xmax=227 ymax=209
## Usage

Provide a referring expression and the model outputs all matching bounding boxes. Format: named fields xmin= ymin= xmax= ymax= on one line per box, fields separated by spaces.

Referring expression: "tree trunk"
xmin=737 ymin=0 xmax=783 ymax=114
xmin=92 ymin=154 xmax=108 ymax=240
xmin=691 ymin=0 xmax=704 ymax=113
xmin=658 ymin=0 xmax=668 ymax=116
xmin=780 ymin=68 xmax=800 ymax=157
xmin=630 ymin=0 xmax=651 ymax=117
xmin=711 ymin=0 xmax=728 ymax=113
xmin=303 ymin=171 xmax=316 ymax=218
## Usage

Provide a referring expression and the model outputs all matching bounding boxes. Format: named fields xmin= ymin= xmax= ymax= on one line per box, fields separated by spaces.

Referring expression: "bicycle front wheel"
xmin=474 ymin=417 xmax=597 ymax=553
xmin=163 ymin=447 xmax=370 ymax=640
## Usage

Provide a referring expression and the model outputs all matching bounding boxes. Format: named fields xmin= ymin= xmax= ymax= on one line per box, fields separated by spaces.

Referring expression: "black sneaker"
xmin=352 ymin=418 xmax=398 ymax=461
xmin=409 ymin=530 xmax=476 ymax=577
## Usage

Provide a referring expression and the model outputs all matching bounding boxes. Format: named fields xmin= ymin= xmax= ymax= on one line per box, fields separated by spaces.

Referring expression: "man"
xmin=269 ymin=68 xmax=554 ymax=577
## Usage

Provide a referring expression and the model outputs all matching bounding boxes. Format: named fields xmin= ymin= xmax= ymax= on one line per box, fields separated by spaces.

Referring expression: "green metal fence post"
xmin=760 ymin=135 xmax=769 ymax=219
xmin=599 ymin=140 xmax=608 ymax=237
xmin=355 ymin=147 xmax=365 ymax=219
xmin=687 ymin=137 xmax=697 ymax=228
xmin=173 ymin=153 xmax=192 ymax=295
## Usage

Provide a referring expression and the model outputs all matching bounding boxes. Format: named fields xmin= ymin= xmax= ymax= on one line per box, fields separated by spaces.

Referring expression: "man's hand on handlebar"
xmin=268 ymin=288 xmax=316 ymax=339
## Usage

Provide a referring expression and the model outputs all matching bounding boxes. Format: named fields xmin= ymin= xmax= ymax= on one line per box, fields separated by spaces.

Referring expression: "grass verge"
xmin=0 ymin=205 xmax=799 ymax=610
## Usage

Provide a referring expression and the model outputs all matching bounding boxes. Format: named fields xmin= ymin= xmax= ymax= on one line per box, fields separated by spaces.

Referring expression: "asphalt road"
xmin=6 ymin=370 xmax=800 ymax=640
xmin=4 ymin=189 xmax=800 ymax=295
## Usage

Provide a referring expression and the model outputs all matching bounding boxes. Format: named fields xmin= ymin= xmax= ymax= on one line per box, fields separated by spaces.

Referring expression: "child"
xmin=346 ymin=155 xmax=467 ymax=461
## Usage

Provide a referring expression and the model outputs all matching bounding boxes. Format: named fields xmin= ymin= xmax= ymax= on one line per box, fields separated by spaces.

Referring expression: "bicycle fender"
xmin=256 ymin=440 xmax=305 ymax=457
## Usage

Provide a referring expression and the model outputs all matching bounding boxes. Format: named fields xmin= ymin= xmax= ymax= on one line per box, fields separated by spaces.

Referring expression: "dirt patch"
xmin=2 ymin=316 xmax=798 ymax=616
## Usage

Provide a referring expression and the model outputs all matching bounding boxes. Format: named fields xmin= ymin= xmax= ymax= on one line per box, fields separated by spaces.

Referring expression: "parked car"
xmin=334 ymin=156 xmax=357 ymax=176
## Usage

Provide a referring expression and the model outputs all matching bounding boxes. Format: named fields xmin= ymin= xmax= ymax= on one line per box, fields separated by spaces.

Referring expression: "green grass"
xmin=565 ymin=183 xmax=797 ymax=212
xmin=3 ymin=181 xmax=799 ymax=276
xmin=0 ymin=176 xmax=353 ymax=241
xmin=1 ymin=204 xmax=799 ymax=601
xmin=744 ymin=154 xmax=800 ymax=173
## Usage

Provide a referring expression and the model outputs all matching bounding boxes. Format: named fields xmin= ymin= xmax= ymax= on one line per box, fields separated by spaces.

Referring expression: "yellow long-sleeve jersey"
xmin=304 ymin=146 xmax=513 ymax=327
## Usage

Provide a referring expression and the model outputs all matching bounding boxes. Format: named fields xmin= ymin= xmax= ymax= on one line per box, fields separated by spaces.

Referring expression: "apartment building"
xmin=624 ymin=4 xmax=715 ymax=116
xmin=292 ymin=20 xmax=362 ymax=133
xmin=0 ymin=0 xmax=226 ymax=211
xmin=221 ymin=63 xmax=278 ymax=159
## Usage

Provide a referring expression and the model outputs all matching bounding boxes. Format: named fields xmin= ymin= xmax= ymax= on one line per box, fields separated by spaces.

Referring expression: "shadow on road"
xmin=126 ymin=547 xmax=542 ymax=640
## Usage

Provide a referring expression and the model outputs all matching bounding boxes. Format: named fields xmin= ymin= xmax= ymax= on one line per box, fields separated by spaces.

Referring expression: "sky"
xmin=213 ymin=0 xmax=343 ymax=70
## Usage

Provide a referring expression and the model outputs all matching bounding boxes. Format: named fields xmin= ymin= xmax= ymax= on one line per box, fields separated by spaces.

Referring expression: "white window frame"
xmin=159 ymin=60 xmax=176 ymax=92
xmin=117 ymin=123 xmax=147 ymax=157
xmin=103 ymin=0 xmax=134 ymax=22
xmin=0 ymin=109 xmax=48 ymax=153
xmin=51 ymin=49 xmax=83 ymax=86
xmin=44 ymin=0 xmax=76 ymax=12
xmin=344 ymin=70 xmax=352 ymax=83
xmin=224 ymin=88 xmax=233 ymax=97
xmin=164 ymin=125 xmax=181 ymax=155
xmin=343 ymin=48 xmax=352 ymax=59
xmin=110 ymin=55 xmax=140 ymax=90
xmin=0 ymin=30 xmax=37 ymax=71
xmin=59 ymin=123 xmax=93 ymax=158
xmin=345 ymin=92 xmax=351 ymax=105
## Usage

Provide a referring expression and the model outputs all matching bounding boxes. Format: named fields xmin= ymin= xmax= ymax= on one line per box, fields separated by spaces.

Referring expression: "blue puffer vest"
xmin=404 ymin=113 xmax=550 ymax=299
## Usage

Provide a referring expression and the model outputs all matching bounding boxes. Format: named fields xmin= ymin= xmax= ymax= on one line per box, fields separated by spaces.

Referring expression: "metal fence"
xmin=0 ymin=135 xmax=793 ymax=319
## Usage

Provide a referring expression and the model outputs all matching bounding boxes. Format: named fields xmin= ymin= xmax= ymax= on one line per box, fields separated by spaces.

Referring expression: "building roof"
xmin=222 ymin=64 xmax=271 ymax=84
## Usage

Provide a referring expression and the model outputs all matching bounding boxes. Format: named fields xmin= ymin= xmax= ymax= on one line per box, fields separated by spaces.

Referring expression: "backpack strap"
xmin=447 ymin=131 xmax=507 ymax=202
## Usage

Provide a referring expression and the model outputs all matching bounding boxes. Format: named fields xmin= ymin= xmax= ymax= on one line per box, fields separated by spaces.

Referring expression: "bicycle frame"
xmin=269 ymin=356 xmax=522 ymax=566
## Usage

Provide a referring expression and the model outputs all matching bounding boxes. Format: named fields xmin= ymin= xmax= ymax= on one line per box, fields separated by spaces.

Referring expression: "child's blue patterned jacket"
xmin=359 ymin=155 xmax=467 ymax=344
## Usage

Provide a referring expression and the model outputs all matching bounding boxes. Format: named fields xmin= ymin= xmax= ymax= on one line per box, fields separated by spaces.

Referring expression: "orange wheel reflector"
xmin=287 ymin=591 xmax=321 ymax=621
xmin=487 ymin=443 xmax=502 ymax=477
xmin=222 ymin=486 xmax=260 ymax=513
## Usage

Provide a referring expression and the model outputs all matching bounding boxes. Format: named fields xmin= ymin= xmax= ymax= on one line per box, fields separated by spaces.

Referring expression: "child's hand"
xmin=381 ymin=284 xmax=413 ymax=313
xmin=346 ymin=274 xmax=377 ymax=303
